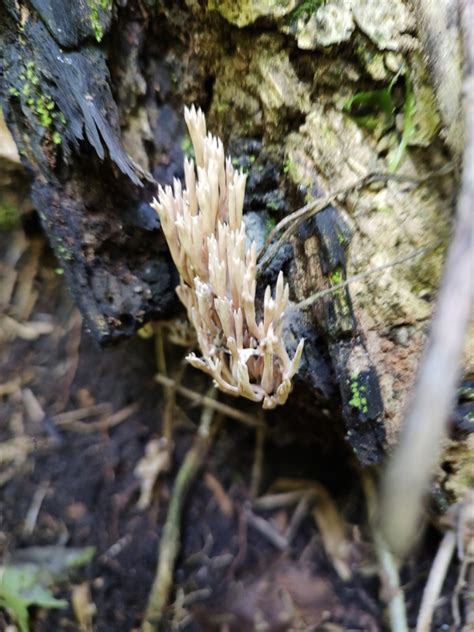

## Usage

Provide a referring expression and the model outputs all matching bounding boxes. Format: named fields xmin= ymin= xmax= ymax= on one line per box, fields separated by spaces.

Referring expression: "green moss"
xmin=52 ymin=131 xmax=62 ymax=145
xmin=11 ymin=61 xmax=66 ymax=146
xmin=283 ymin=157 xmax=297 ymax=177
xmin=88 ymin=0 xmax=113 ymax=43
xmin=329 ymin=268 xmax=343 ymax=284
xmin=0 ymin=202 xmax=20 ymax=231
xmin=348 ymin=373 xmax=368 ymax=414
xmin=215 ymin=101 xmax=230 ymax=114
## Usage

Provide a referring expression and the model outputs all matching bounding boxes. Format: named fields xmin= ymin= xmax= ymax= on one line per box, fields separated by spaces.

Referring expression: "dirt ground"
xmin=0 ymin=221 xmax=465 ymax=631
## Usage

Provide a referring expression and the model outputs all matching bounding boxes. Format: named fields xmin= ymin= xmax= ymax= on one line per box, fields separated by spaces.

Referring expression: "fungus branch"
xmin=152 ymin=106 xmax=304 ymax=409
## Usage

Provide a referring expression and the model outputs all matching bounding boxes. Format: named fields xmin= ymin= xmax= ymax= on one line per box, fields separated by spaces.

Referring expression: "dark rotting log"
xmin=0 ymin=0 xmax=180 ymax=343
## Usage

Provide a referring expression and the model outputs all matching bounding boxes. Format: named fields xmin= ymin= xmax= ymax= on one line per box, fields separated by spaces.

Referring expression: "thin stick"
xmin=416 ymin=530 xmax=456 ymax=632
xmin=380 ymin=0 xmax=474 ymax=558
xmin=245 ymin=508 xmax=288 ymax=550
xmin=52 ymin=403 xmax=112 ymax=424
xmin=297 ymin=242 xmax=439 ymax=309
xmin=141 ymin=388 xmax=218 ymax=632
xmin=252 ymin=490 xmax=307 ymax=511
xmin=155 ymin=374 xmax=263 ymax=428
xmin=52 ymin=403 xmax=138 ymax=433
xmin=257 ymin=167 xmax=453 ymax=274
xmin=375 ymin=533 xmax=409 ymax=632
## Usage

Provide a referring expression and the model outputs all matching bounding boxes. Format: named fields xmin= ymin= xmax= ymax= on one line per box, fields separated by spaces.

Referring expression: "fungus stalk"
xmin=152 ymin=106 xmax=304 ymax=409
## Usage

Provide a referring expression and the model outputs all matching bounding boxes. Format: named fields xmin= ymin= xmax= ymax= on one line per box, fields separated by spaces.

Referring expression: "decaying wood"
xmin=0 ymin=0 xmax=472 ymax=481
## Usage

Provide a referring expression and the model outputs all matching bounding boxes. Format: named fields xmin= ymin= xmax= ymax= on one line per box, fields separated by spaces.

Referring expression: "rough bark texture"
xmin=0 ymin=0 xmax=472 ymax=483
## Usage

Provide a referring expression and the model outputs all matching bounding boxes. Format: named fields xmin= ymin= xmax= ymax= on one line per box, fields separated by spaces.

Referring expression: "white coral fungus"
xmin=152 ymin=105 xmax=304 ymax=409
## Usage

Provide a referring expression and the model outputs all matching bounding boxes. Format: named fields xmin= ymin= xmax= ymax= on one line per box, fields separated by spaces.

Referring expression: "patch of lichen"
xmin=10 ymin=61 xmax=65 ymax=146
xmin=88 ymin=0 xmax=113 ymax=43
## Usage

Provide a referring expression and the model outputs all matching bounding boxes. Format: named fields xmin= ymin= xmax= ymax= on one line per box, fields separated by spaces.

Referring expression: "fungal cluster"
xmin=152 ymin=106 xmax=303 ymax=409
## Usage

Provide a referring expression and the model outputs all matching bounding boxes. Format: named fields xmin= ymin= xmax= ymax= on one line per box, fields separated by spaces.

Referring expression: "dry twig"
xmin=155 ymin=373 xmax=263 ymax=428
xmin=52 ymin=403 xmax=138 ymax=433
xmin=141 ymin=388 xmax=218 ymax=632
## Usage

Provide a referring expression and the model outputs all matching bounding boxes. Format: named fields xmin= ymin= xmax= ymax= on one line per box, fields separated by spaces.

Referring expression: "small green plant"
xmin=344 ymin=69 xmax=415 ymax=171
xmin=0 ymin=546 xmax=94 ymax=632
xmin=288 ymin=0 xmax=325 ymax=23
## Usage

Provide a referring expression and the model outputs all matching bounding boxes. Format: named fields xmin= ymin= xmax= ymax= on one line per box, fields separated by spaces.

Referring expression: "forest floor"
xmin=0 ymin=222 xmax=461 ymax=631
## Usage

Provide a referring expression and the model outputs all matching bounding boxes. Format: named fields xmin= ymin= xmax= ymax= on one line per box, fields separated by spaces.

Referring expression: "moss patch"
xmin=88 ymin=0 xmax=113 ymax=43
xmin=11 ymin=61 xmax=66 ymax=146
xmin=349 ymin=373 xmax=368 ymax=414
